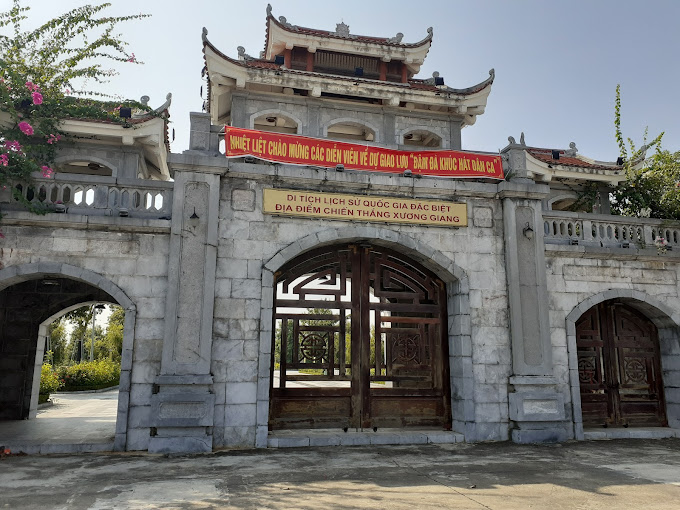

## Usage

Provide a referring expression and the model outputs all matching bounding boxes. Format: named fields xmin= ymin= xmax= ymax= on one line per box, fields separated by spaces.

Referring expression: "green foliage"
xmin=40 ymin=363 xmax=62 ymax=395
xmin=611 ymin=85 xmax=680 ymax=219
xmin=0 ymin=1 xmax=150 ymax=214
xmin=63 ymin=304 xmax=124 ymax=362
xmin=55 ymin=359 xmax=120 ymax=391
xmin=45 ymin=319 xmax=68 ymax=365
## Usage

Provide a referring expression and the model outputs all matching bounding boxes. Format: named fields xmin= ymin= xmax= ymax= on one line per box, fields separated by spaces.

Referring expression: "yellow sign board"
xmin=263 ymin=189 xmax=467 ymax=227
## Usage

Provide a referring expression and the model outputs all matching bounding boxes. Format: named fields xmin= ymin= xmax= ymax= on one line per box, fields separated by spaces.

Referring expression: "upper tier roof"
xmin=502 ymin=138 xmax=625 ymax=184
xmin=202 ymin=27 xmax=495 ymax=127
xmin=263 ymin=4 xmax=433 ymax=75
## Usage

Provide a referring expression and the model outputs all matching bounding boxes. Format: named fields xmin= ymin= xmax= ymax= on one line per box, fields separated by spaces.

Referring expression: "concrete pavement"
xmin=1 ymin=439 xmax=679 ymax=509
xmin=0 ymin=390 xmax=117 ymax=454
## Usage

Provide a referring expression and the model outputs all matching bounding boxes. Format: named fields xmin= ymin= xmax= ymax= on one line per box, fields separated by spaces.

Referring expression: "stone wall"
xmin=211 ymin=161 xmax=510 ymax=447
xmin=0 ymin=215 xmax=171 ymax=450
xmin=546 ymin=248 xmax=680 ymax=437
xmin=233 ymin=92 xmax=462 ymax=149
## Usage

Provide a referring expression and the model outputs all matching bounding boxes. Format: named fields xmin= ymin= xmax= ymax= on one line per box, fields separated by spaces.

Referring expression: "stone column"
xmin=449 ymin=120 xmax=462 ymax=150
xmin=499 ymin=167 xmax=568 ymax=442
xmin=149 ymin=165 xmax=220 ymax=453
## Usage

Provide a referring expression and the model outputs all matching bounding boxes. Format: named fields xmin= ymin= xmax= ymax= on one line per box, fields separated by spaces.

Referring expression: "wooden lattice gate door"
xmin=576 ymin=301 xmax=667 ymax=427
xmin=270 ymin=243 xmax=451 ymax=430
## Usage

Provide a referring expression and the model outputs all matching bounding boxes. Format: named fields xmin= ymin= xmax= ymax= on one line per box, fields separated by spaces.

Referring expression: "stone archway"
xmin=254 ymin=226 xmax=474 ymax=447
xmin=0 ymin=263 xmax=136 ymax=451
xmin=566 ymin=289 xmax=680 ymax=439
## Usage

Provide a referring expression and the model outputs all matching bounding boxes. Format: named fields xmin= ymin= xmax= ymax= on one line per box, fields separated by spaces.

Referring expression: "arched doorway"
xmin=576 ymin=300 xmax=667 ymax=427
xmin=0 ymin=263 xmax=136 ymax=451
xmin=269 ymin=243 xmax=451 ymax=430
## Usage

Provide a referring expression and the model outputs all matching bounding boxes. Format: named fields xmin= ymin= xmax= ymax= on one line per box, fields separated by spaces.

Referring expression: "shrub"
xmin=39 ymin=363 xmax=62 ymax=401
xmin=56 ymin=359 xmax=120 ymax=391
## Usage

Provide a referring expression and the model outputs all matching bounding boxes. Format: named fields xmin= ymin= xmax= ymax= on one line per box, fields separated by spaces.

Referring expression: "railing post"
xmin=643 ymin=224 xmax=654 ymax=247
xmin=582 ymin=219 xmax=593 ymax=242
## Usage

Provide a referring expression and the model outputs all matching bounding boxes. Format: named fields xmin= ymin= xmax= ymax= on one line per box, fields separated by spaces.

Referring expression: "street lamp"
xmin=89 ymin=303 xmax=106 ymax=362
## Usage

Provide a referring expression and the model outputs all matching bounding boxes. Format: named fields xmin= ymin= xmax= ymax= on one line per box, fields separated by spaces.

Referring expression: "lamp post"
xmin=89 ymin=304 xmax=106 ymax=362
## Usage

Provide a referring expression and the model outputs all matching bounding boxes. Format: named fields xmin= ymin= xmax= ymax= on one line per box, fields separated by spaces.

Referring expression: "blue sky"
xmin=21 ymin=0 xmax=680 ymax=160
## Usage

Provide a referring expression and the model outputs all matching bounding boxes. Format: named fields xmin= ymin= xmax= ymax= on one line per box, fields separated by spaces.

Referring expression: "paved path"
xmin=0 ymin=390 xmax=118 ymax=452
xmin=1 ymin=439 xmax=679 ymax=509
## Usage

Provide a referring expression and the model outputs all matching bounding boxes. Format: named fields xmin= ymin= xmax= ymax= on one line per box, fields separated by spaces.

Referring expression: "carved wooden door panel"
xmin=270 ymin=244 xmax=451 ymax=430
xmin=576 ymin=301 xmax=666 ymax=427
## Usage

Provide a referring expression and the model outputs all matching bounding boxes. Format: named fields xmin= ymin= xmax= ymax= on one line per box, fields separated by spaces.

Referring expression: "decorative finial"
xmin=202 ymin=27 xmax=208 ymax=43
xmin=237 ymin=46 xmax=253 ymax=60
xmin=140 ymin=95 xmax=150 ymax=106
xmin=565 ymin=141 xmax=578 ymax=157
xmin=520 ymin=132 xmax=526 ymax=146
xmin=432 ymin=71 xmax=440 ymax=78
xmin=266 ymin=4 xmax=272 ymax=17
xmin=389 ymin=32 xmax=404 ymax=43
xmin=336 ymin=22 xmax=350 ymax=38
xmin=427 ymin=27 xmax=433 ymax=36
xmin=508 ymin=136 xmax=516 ymax=145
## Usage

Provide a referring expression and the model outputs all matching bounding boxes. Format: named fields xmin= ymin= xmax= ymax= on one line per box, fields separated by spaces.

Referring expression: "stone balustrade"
xmin=543 ymin=210 xmax=680 ymax=251
xmin=1 ymin=174 xmax=173 ymax=219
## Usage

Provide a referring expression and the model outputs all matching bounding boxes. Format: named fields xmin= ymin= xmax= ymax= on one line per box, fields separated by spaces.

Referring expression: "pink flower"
xmin=41 ymin=166 xmax=53 ymax=178
xmin=65 ymin=89 xmax=71 ymax=95
xmin=25 ymin=81 xmax=40 ymax=92
xmin=126 ymin=53 xmax=136 ymax=62
xmin=18 ymin=121 xmax=33 ymax=135
xmin=0 ymin=154 xmax=8 ymax=167
xmin=46 ymin=134 xmax=61 ymax=144
xmin=5 ymin=140 xmax=22 ymax=152
xmin=32 ymin=92 xmax=43 ymax=105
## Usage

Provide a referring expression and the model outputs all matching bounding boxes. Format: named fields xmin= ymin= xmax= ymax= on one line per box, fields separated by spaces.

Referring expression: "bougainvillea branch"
xmin=0 ymin=1 xmax=150 ymax=217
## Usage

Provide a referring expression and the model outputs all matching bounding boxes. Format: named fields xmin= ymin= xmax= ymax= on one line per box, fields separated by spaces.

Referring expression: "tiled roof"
xmin=204 ymin=35 xmax=492 ymax=97
xmin=267 ymin=16 xmax=432 ymax=49
xmin=527 ymin=148 xmax=621 ymax=171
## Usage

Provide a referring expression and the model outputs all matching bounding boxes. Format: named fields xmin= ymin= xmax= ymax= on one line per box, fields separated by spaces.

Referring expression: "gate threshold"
xmin=268 ymin=428 xmax=464 ymax=448
xmin=583 ymin=427 xmax=679 ymax=441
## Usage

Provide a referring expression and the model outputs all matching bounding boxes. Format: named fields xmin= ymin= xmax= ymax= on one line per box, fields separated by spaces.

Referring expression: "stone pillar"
xmin=499 ymin=172 xmax=568 ymax=442
xmin=189 ymin=112 xmax=213 ymax=151
xmin=449 ymin=120 xmax=462 ymax=150
xmin=149 ymin=168 xmax=220 ymax=453
xmin=230 ymin=94 xmax=247 ymax=129
xmin=306 ymin=101 xmax=321 ymax=137
xmin=383 ymin=113 xmax=396 ymax=148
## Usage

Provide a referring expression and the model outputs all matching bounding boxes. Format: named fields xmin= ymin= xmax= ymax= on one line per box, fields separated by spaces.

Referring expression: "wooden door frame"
xmin=575 ymin=299 xmax=667 ymax=428
xmin=269 ymin=242 xmax=451 ymax=430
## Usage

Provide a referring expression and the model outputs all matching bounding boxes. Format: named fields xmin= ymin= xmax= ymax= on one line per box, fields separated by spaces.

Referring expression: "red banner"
xmin=225 ymin=127 xmax=504 ymax=179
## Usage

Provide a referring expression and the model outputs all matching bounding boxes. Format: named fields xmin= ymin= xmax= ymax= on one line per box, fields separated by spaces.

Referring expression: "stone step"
xmin=267 ymin=428 xmax=464 ymax=448
xmin=583 ymin=427 xmax=680 ymax=440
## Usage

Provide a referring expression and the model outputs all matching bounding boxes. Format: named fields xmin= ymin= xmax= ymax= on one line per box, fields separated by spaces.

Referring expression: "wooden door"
xmin=576 ymin=301 xmax=666 ymax=427
xmin=269 ymin=244 xmax=451 ymax=430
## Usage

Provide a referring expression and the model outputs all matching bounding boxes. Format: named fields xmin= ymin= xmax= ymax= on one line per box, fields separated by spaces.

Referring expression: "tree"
xmin=46 ymin=319 xmax=68 ymax=365
xmin=101 ymin=305 xmax=124 ymax=361
xmin=0 ymin=1 xmax=150 ymax=216
xmin=610 ymin=85 xmax=680 ymax=219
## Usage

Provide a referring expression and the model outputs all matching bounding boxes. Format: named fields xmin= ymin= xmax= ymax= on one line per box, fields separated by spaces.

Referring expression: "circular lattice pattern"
xmin=300 ymin=334 xmax=327 ymax=363
xmin=578 ymin=357 xmax=597 ymax=384
xmin=624 ymin=358 xmax=647 ymax=383
xmin=393 ymin=335 xmax=420 ymax=365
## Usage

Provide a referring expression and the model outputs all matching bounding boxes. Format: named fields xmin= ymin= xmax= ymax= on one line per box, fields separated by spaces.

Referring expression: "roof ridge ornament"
xmin=279 ymin=16 xmax=296 ymax=30
xmin=237 ymin=46 xmax=254 ymax=60
xmin=266 ymin=4 xmax=272 ymax=17
xmin=565 ymin=141 xmax=578 ymax=157
xmin=202 ymin=27 xmax=208 ymax=44
xmin=507 ymin=132 xmax=526 ymax=146
xmin=335 ymin=21 xmax=351 ymax=38
xmin=388 ymin=32 xmax=404 ymax=44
